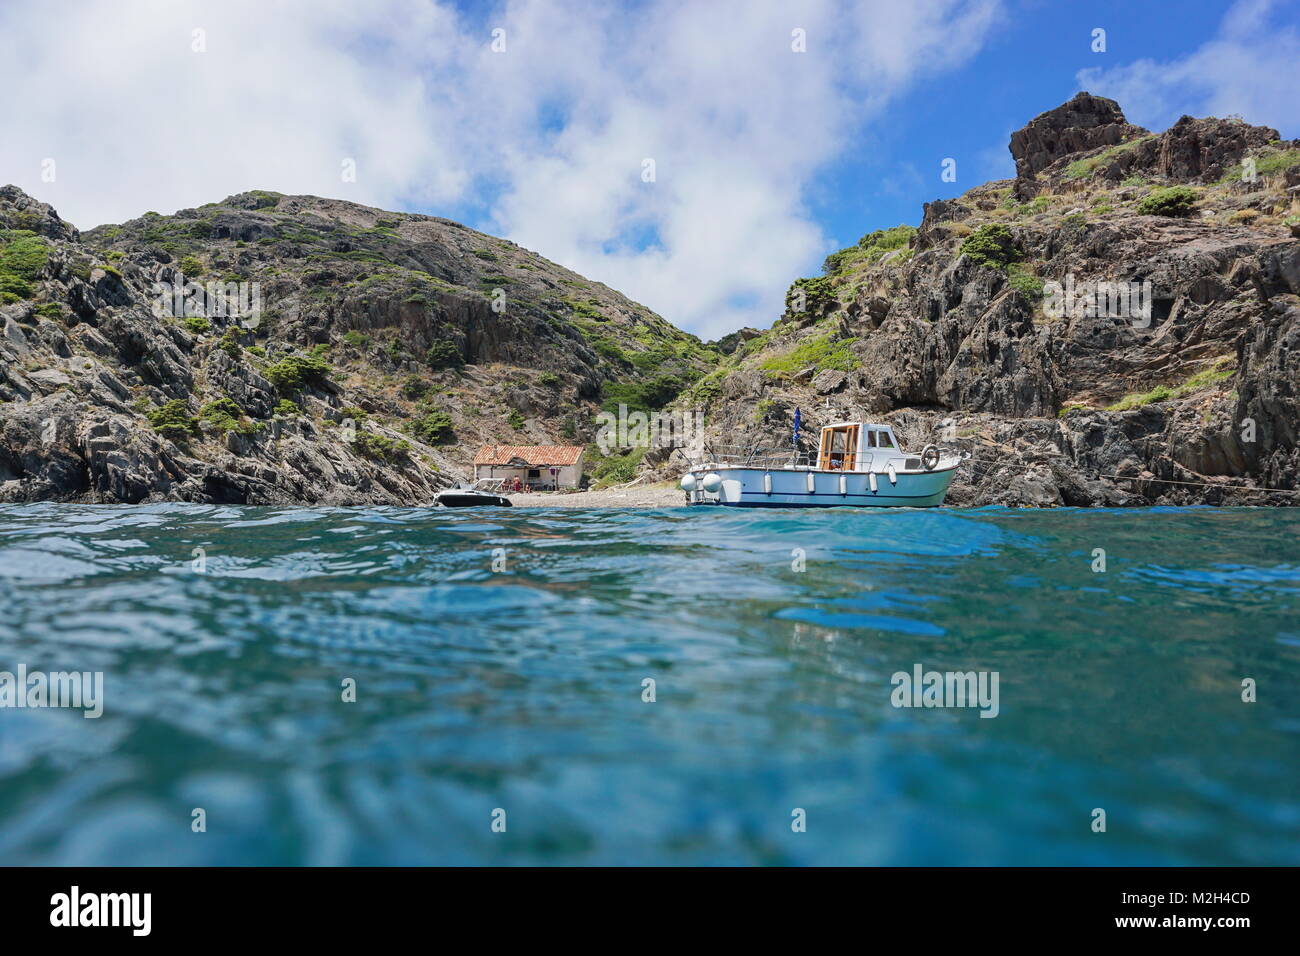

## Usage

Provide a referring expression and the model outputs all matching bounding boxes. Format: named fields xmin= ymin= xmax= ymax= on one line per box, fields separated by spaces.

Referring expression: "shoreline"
xmin=508 ymin=481 xmax=685 ymax=508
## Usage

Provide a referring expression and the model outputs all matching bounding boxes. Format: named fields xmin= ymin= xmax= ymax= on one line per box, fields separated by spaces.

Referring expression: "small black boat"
xmin=436 ymin=481 xmax=512 ymax=508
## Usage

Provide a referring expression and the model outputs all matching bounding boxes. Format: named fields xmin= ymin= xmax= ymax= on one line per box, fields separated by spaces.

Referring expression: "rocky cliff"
xmin=663 ymin=93 xmax=1300 ymax=506
xmin=4 ymin=93 xmax=1299 ymax=507
xmin=0 ymin=188 xmax=714 ymax=502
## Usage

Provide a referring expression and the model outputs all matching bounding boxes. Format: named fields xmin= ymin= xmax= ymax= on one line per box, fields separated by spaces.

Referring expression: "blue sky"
xmin=2 ymin=0 xmax=1297 ymax=338
xmin=806 ymin=0 xmax=1300 ymax=254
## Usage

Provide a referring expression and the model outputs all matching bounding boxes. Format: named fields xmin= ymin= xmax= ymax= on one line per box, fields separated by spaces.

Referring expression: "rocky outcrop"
xmin=0 ymin=187 xmax=715 ymax=503
xmin=665 ymin=96 xmax=1300 ymax=507
xmin=1010 ymin=92 xmax=1145 ymax=179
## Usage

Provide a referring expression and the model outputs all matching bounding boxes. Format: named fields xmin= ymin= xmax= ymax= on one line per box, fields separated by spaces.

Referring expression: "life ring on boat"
xmin=921 ymin=444 xmax=940 ymax=471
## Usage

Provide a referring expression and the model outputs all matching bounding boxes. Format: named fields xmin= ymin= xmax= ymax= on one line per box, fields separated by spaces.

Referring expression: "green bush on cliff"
xmin=1006 ymin=264 xmax=1045 ymax=300
xmin=590 ymin=446 xmax=646 ymax=487
xmin=217 ymin=328 xmax=243 ymax=358
xmin=600 ymin=374 xmax=686 ymax=413
xmin=822 ymin=224 xmax=916 ymax=276
xmin=1136 ymin=186 xmax=1198 ymax=218
xmin=409 ymin=408 xmax=454 ymax=444
xmin=353 ymin=431 xmax=411 ymax=463
xmin=425 ymin=340 xmax=463 ymax=370
xmin=183 ymin=315 xmax=211 ymax=335
xmin=0 ymin=230 xmax=50 ymax=301
xmin=960 ymin=224 xmax=1019 ymax=269
xmin=200 ymin=398 xmax=255 ymax=435
xmin=784 ymin=276 xmax=837 ymax=317
xmin=146 ymin=399 xmax=199 ymax=440
xmin=401 ymin=374 xmax=430 ymax=399
xmin=264 ymin=353 xmax=332 ymax=392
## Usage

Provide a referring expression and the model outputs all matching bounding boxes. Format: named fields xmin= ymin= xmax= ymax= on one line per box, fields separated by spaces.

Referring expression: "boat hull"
xmin=690 ymin=465 xmax=957 ymax=508
xmin=437 ymin=492 xmax=513 ymax=507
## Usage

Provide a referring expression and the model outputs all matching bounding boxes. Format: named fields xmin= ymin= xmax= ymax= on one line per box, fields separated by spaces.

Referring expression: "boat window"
xmin=866 ymin=430 xmax=877 ymax=448
xmin=877 ymin=430 xmax=895 ymax=449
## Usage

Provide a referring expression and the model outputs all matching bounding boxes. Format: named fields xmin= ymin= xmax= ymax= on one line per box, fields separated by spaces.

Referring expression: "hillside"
xmin=0 ymin=188 xmax=715 ymax=502
xmin=663 ymin=93 xmax=1300 ymax=506
xmin=4 ymin=92 xmax=1299 ymax=506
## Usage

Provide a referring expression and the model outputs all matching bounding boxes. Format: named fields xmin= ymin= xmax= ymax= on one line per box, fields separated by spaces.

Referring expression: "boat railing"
xmin=695 ymin=444 xmax=813 ymax=470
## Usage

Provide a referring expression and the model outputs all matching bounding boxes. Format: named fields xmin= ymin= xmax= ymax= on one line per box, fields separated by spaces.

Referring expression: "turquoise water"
xmin=0 ymin=503 xmax=1297 ymax=866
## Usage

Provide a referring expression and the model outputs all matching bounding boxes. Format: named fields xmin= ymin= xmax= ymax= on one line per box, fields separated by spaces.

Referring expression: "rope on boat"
xmin=960 ymin=455 xmax=1300 ymax=496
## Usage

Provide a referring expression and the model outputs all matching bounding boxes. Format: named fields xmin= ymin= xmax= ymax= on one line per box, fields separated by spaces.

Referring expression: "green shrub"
xmin=1136 ymin=186 xmax=1197 ymax=218
xmin=508 ymin=409 xmax=526 ymax=430
xmin=784 ymin=275 xmax=837 ymax=317
xmin=960 ymin=224 xmax=1019 ymax=268
xmin=342 ymin=330 xmax=370 ymax=349
xmin=537 ymin=371 xmax=561 ymax=388
xmin=179 ymin=254 xmax=204 ymax=276
xmin=590 ymin=337 xmax=629 ymax=363
xmin=264 ymin=353 xmax=332 ymax=392
xmin=568 ymin=298 xmax=606 ymax=321
xmin=146 ymin=399 xmax=198 ymax=440
xmin=274 ymin=399 xmax=301 ymax=417
xmin=600 ymin=374 xmax=686 ymax=413
xmin=409 ymin=408 xmax=454 ymax=444
xmin=0 ymin=231 xmax=49 ymax=301
xmin=686 ymin=369 xmax=725 ymax=407
xmin=183 ymin=315 xmax=211 ymax=335
xmin=338 ymin=405 xmax=368 ymax=421
xmin=400 ymin=375 xmax=430 ymax=399
xmin=1006 ymin=264 xmax=1044 ymax=300
xmin=217 ymin=328 xmax=243 ymax=358
xmin=425 ymin=340 xmax=463 ymax=370
xmin=822 ymin=224 xmax=916 ymax=276
xmin=353 ymin=431 xmax=411 ymax=463
xmin=200 ymin=398 xmax=254 ymax=435
xmin=590 ymin=446 xmax=646 ymax=486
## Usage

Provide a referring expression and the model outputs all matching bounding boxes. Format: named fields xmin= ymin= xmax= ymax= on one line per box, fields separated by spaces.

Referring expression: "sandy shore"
xmin=508 ymin=481 xmax=686 ymax=508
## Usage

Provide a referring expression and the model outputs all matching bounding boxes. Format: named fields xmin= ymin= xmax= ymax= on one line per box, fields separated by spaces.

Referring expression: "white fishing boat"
xmin=680 ymin=421 xmax=962 ymax=508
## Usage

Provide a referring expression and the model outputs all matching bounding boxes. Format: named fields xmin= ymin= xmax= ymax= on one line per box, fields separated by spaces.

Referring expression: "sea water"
xmin=0 ymin=503 xmax=1296 ymax=865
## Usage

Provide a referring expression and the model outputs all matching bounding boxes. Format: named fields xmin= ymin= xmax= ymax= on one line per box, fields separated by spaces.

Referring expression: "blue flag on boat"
xmin=793 ymin=407 xmax=801 ymax=448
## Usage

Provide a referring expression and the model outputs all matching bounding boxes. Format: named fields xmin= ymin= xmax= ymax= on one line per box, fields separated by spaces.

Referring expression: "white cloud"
xmin=0 ymin=0 xmax=1002 ymax=337
xmin=1076 ymin=0 xmax=1300 ymax=136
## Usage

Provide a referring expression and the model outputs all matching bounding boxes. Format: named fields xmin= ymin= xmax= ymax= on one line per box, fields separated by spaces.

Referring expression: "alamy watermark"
xmin=152 ymin=271 xmax=262 ymax=328
xmin=0 ymin=664 xmax=103 ymax=718
xmin=594 ymin=404 xmax=705 ymax=457
xmin=891 ymin=664 xmax=1000 ymax=718
xmin=1043 ymin=274 xmax=1152 ymax=327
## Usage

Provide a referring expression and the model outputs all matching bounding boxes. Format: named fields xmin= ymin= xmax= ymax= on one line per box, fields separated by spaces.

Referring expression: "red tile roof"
xmin=474 ymin=444 xmax=586 ymax=467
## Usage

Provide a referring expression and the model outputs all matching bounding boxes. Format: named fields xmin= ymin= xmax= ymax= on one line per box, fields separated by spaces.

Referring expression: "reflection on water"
xmin=0 ymin=503 xmax=1297 ymax=865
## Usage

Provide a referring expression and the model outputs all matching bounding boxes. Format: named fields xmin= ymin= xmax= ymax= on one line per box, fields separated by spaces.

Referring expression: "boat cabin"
xmin=816 ymin=423 xmax=910 ymax=472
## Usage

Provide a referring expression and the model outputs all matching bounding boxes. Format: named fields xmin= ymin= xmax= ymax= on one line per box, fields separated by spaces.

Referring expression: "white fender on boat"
xmin=763 ymin=472 xmax=773 ymax=495
xmin=701 ymin=473 xmax=722 ymax=493
xmin=680 ymin=473 xmax=697 ymax=492
xmin=869 ymin=472 xmax=878 ymax=493
xmin=806 ymin=472 xmax=815 ymax=493
xmin=887 ymin=464 xmax=897 ymax=485
xmin=838 ymin=474 xmax=847 ymax=496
